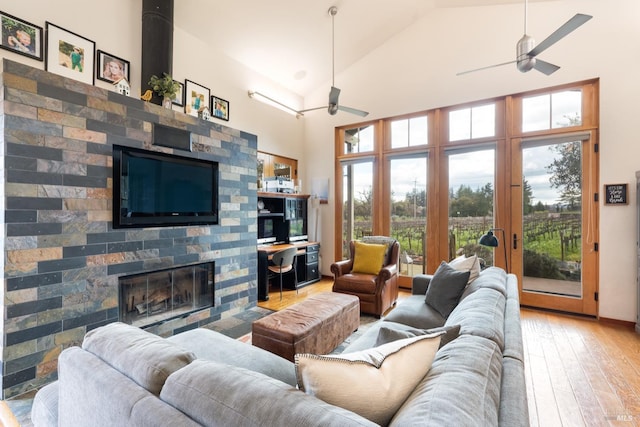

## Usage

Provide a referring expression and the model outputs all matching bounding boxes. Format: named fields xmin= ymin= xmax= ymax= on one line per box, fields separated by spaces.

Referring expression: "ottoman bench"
xmin=252 ymin=292 xmax=360 ymax=361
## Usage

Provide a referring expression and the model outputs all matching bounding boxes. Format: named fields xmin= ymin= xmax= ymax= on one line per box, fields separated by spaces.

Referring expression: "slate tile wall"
xmin=0 ymin=59 xmax=258 ymax=398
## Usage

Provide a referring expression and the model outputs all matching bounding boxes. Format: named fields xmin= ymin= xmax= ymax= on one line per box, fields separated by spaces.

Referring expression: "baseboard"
xmin=598 ymin=316 xmax=636 ymax=329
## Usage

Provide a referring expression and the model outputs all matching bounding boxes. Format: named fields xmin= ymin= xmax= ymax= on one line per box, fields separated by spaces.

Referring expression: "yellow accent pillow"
xmin=351 ymin=241 xmax=387 ymax=274
xmin=295 ymin=332 xmax=443 ymax=426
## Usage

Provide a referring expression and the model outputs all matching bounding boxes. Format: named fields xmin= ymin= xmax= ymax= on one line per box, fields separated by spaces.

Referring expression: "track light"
xmin=248 ymin=91 xmax=302 ymax=118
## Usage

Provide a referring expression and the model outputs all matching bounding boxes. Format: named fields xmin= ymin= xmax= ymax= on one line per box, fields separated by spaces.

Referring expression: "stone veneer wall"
xmin=0 ymin=59 xmax=258 ymax=398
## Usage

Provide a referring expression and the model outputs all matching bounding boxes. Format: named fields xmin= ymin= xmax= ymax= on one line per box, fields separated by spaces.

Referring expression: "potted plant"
xmin=148 ymin=73 xmax=180 ymax=108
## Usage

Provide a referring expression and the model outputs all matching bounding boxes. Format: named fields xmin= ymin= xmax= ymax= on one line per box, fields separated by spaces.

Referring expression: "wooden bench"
xmin=251 ymin=292 xmax=360 ymax=361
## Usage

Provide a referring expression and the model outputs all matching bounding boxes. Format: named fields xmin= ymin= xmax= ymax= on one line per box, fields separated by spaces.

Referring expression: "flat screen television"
xmin=112 ymin=144 xmax=219 ymax=228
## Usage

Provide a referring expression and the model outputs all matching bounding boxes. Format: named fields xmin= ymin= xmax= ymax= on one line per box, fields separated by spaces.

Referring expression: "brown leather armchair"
xmin=331 ymin=237 xmax=400 ymax=317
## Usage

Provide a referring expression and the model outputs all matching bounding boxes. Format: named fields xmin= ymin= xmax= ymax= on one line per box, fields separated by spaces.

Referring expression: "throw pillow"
xmin=375 ymin=324 xmax=461 ymax=349
xmin=448 ymin=254 xmax=481 ymax=284
xmin=295 ymin=332 xmax=443 ymax=426
xmin=351 ymin=241 xmax=387 ymax=275
xmin=425 ymin=261 xmax=470 ymax=318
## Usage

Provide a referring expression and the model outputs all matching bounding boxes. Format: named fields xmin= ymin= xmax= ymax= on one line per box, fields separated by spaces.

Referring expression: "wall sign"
xmin=604 ymin=183 xmax=628 ymax=205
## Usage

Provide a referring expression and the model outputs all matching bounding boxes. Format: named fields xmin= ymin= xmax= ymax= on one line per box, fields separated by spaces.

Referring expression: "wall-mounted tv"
xmin=112 ymin=144 xmax=219 ymax=228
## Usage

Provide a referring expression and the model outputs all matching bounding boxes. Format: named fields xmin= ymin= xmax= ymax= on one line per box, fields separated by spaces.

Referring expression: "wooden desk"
xmin=257 ymin=241 xmax=320 ymax=301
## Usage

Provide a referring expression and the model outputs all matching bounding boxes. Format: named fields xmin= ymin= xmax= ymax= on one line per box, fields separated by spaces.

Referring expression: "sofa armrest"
xmin=412 ymin=274 xmax=433 ymax=295
xmin=331 ymin=259 xmax=353 ymax=277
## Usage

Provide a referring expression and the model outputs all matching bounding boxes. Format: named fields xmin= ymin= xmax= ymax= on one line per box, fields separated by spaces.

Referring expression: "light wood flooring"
xmin=261 ymin=278 xmax=640 ymax=427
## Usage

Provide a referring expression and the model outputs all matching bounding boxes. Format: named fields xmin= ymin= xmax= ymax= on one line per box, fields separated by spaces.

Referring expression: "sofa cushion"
xmin=425 ymin=261 xmax=470 ymax=318
xmin=58 ymin=347 xmax=200 ymax=427
xmin=82 ymin=322 xmax=196 ymax=395
xmin=448 ymin=254 xmax=481 ymax=283
xmin=167 ymin=327 xmax=297 ymax=386
xmin=389 ymin=334 xmax=502 ymax=427
xmin=375 ymin=324 xmax=461 ymax=349
xmin=446 ymin=287 xmax=506 ymax=351
xmin=460 ymin=266 xmax=508 ymax=300
xmin=161 ymin=359 xmax=377 ymax=427
xmin=384 ymin=295 xmax=446 ymax=329
xmin=295 ymin=333 xmax=443 ymax=426
xmin=352 ymin=241 xmax=387 ymax=274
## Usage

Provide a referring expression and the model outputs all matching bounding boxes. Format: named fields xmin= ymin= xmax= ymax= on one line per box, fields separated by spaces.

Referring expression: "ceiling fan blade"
xmin=533 ymin=59 xmax=560 ymax=75
xmin=329 ymin=86 xmax=341 ymax=105
xmin=457 ymin=60 xmax=517 ymax=76
xmin=527 ymin=13 xmax=592 ymax=57
xmin=338 ymin=105 xmax=369 ymax=117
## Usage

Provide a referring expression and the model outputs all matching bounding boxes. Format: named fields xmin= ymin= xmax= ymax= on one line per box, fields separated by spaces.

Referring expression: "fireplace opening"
xmin=119 ymin=262 xmax=214 ymax=327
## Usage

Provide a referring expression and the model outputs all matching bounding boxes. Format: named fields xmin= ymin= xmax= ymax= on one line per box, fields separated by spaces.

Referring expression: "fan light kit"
xmin=458 ymin=0 xmax=592 ymax=76
xmin=298 ymin=6 xmax=369 ymax=117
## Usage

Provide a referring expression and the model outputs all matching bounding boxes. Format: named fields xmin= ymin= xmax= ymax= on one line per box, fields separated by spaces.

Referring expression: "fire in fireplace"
xmin=119 ymin=262 xmax=214 ymax=327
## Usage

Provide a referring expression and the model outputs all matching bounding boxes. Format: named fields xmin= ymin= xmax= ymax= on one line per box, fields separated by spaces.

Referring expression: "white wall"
xmin=0 ymin=0 xmax=305 ymax=167
xmin=303 ymin=0 xmax=640 ymax=322
xmin=3 ymin=0 xmax=638 ymax=322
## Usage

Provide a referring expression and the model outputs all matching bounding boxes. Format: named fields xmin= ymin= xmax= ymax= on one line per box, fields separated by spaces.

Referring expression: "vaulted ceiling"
xmin=175 ymin=0 xmax=550 ymax=97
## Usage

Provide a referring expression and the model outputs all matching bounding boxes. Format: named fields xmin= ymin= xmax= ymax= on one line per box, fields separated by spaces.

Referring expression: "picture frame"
xmin=172 ymin=81 xmax=184 ymax=106
xmin=45 ymin=22 xmax=95 ymax=85
xmin=96 ymin=50 xmax=130 ymax=84
xmin=212 ymin=95 xmax=230 ymax=121
xmin=184 ymin=79 xmax=210 ymax=117
xmin=0 ymin=11 xmax=42 ymax=61
xmin=604 ymin=183 xmax=628 ymax=205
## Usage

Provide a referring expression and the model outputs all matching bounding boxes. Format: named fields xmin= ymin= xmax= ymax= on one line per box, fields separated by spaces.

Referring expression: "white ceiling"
xmin=175 ymin=0 xmax=549 ymax=97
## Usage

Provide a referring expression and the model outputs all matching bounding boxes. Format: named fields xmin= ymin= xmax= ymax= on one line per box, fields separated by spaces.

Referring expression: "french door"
xmin=511 ymin=133 xmax=598 ymax=315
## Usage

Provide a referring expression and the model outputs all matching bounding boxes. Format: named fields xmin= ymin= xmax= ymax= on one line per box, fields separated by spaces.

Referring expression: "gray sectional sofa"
xmin=32 ymin=266 xmax=527 ymax=426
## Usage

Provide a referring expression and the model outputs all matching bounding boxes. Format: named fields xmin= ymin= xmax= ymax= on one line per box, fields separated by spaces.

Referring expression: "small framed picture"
xmin=212 ymin=96 xmax=230 ymax=121
xmin=0 ymin=11 xmax=43 ymax=61
xmin=97 ymin=50 xmax=129 ymax=84
xmin=172 ymin=81 xmax=184 ymax=106
xmin=45 ymin=22 xmax=95 ymax=85
xmin=184 ymin=79 xmax=210 ymax=117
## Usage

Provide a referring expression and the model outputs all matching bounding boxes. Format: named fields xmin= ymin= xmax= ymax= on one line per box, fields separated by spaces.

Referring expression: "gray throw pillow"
xmin=375 ymin=324 xmax=461 ymax=349
xmin=425 ymin=261 xmax=470 ymax=318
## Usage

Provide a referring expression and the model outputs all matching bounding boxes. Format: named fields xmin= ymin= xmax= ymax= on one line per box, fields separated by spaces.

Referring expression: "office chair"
xmin=267 ymin=247 xmax=298 ymax=300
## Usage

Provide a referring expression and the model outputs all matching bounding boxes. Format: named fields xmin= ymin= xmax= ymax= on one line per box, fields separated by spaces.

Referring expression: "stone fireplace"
xmin=119 ymin=262 xmax=214 ymax=327
xmin=0 ymin=59 xmax=259 ymax=398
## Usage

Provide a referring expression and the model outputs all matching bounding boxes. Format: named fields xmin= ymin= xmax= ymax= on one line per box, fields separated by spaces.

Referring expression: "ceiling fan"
xmin=298 ymin=6 xmax=369 ymax=117
xmin=457 ymin=0 xmax=592 ymax=76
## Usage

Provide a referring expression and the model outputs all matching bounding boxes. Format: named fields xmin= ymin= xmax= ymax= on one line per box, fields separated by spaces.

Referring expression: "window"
xmin=345 ymin=125 xmax=374 ymax=154
xmin=522 ymin=89 xmax=582 ymax=132
xmin=449 ymin=103 xmax=495 ymax=141
xmin=335 ymin=80 xmax=597 ymax=285
xmin=391 ymin=116 xmax=428 ymax=148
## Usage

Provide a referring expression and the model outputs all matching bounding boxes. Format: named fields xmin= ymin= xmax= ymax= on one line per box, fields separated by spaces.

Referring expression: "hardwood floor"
xmin=261 ymin=279 xmax=640 ymax=427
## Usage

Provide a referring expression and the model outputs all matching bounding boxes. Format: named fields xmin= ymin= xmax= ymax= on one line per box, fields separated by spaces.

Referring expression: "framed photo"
xmin=0 ymin=11 xmax=43 ymax=61
xmin=212 ymin=95 xmax=230 ymax=121
xmin=45 ymin=22 xmax=95 ymax=85
xmin=172 ymin=81 xmax=184 ymax=106
xmin=184 ymin=79 xmax=210 ymax=117
xmin=96 ymin=50 xmax=129 ymax=84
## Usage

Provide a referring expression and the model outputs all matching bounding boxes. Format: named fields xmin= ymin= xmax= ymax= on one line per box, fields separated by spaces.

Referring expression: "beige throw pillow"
xmin=295 ymin=332 xmax=443 ymax=425
xmin=448 ymin=254 xmax=481 ymax=283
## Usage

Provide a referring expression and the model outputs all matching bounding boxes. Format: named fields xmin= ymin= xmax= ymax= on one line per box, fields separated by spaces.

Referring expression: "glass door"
xmin=388 ymin=155 xmax=427 ymax=283
xmin=513 ymin=135 xmax=598 ymax=315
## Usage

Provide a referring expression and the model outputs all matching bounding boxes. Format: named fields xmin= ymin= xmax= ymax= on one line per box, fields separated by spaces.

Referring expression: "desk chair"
xmin=268 ymin=247 xmax=298 ymax=300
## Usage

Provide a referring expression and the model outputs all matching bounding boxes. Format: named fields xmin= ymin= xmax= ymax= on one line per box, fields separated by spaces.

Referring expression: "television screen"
xmin=113 ymin=144 xmax=218 ymax=228
xmin=288 ymin=218 xmax=307 ymax=242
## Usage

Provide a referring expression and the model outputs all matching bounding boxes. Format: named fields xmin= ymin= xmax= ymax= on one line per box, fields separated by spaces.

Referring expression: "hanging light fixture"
xmin=248 ymin=91 xmax=302 ymax=118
